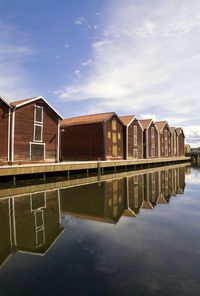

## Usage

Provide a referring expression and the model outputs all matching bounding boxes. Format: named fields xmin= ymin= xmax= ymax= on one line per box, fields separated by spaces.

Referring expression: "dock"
xmin=0 ymin=156 xmax=190 ymax=181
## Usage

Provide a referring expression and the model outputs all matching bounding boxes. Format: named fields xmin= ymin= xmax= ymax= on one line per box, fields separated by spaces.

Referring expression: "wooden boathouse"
xmin=0 ymin=94 xmax=11 ymax=163
xmin=120 ymin=115 xmax=143 ymax=160
xmin=10 ymin=96 xmax=63 ymax=163
xmin=155 ymin=121 xmax=172 ymax=158
xmin=176 ymin=128 xmax=185 ymax=156
xmin=61 ymin=112 xmax=124 ymax=161
xmin=139 ymin=119 xmax=159 ymax=159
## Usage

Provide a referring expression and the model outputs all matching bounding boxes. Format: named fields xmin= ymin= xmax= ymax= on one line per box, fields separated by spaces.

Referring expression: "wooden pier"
xmin=0 ymin=162 xmax=190 ymax=199
xmin=0 ymin=156 xmax=190 ymax=181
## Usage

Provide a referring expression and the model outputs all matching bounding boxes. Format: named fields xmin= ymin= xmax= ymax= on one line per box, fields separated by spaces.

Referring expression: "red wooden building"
xmin=139 ymin=119 xmax=159 ymax=159
xmin=155 ymin=121 xmax=172 ymax=157
xmin=60 ymin=112 xmax=124 ymax=161
xmin=120 ymin=116 xmax=143 ymax=159
xmin=10 ymin=96 xmax=63 ymax=163
xmin=0 ymin=95 xmax=11 ymax=162
xmin=170 ymin=127 xmax=178 ymax=156
xmin=176 ymin=128 xmax=185 ymax=156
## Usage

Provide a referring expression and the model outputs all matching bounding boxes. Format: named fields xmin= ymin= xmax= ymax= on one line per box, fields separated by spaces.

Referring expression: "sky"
xmin=0 ymin=0 xmax=200 ymax=147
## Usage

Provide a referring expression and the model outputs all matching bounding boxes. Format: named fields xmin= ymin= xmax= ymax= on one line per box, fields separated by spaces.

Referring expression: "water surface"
xmin=0 ymin=164 xmax=199 ymax=296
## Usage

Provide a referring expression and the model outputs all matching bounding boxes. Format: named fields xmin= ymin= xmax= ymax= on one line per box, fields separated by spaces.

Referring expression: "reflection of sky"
xmin=0 ymin=168 xmax=200 ymax=295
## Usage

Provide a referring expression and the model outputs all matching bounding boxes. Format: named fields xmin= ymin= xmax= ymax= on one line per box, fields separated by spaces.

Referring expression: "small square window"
xmin=118 ymin=133 xmax=121 ymax=140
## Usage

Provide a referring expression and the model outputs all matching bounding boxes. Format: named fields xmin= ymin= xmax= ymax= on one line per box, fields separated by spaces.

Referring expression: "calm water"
xmin=0 ymin=164 xmax=200 ymax=296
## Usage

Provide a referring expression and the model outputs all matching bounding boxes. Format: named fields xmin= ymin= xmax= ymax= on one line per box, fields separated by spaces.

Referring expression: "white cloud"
xmin=81 ymin=59 xmax=92 ymax=66
xmin=57 ymin=0 xmax=200 ymax=146
xmin=65 ymin=43 xmax=70 ymax=48
xmin=74 ymin=17 xmax=85 ymax=25
xmin=0 ymin=21 xmax=36 ymax=100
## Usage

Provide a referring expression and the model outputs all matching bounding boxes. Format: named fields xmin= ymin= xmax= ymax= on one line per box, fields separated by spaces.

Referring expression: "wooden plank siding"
xmin=61 ymin=123 xmax=105 ymax=161
xmin=0 ymin=98 xmax=10 ymax=162
xmin=140 ymin=120 xmax=159 ymax=159
xmin=177 ymin=129 xmax=185 ymax=156
xmin=11 ymin=98 xmax=61 ymax=163
xmin=105 ymin=115 xmax=124 ymax=160
xmin=61 ymin=113 xmax=124 ymax=161
xmin=155 ymin=122 xmax=172 ymax=158
xmin=120 ymin=116 xmax=143 ymax=160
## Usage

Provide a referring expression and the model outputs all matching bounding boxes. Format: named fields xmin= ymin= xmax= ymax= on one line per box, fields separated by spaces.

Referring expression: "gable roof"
xmin=120 ymin=115 xmax=144 ymax=130
xmin=0 ymin=94 xmax=11 ymax=108
xmin=155 ymin=121 xmax=167 ymax=132
xmin=11 ymin=96 xmax=63 ymax=119
xmin=120 ymin=115 xmax=135 ymax=126
xmin=61 ymin=112 xmax=118 ymax=127
xmin=139 ymin=119 xmax=153 ymax=129
xmin=176 ymin=127 xmax=185 ymax=136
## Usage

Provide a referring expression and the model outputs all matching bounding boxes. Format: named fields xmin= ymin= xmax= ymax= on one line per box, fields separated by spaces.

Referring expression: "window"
xmin=134 ymin=126 xmax=137 ymax=145
xmin=112 ymin=133 xmax=117 ymax=143
xmin=118 ymin=133 xmax=121 ymax=140
xmin=133 ymin=149 xmax=138 ymax=158
xmin=112 ymin=120 xmax=116 ymax=131
xmin=151 ymin=127 xmax=155 ymax=145
xmin=34 ymin=105 xmax=43 ymax=123
xmin=34 ymin=124 xmax=43 ymax=142
xmin=33 ymin=105 xmax=43 ymax=145
xmin=134 ymin=187 xmax=138 ymax=207
xmin=151 ymin=145 xmax=155 ymax=157
xmin=134 ymin=175 xmax=138 ymax=184
xmin=112 ymin=145 xmax=117 ymax=157
xmin=108 ymin=131 xmax=111 ymax=139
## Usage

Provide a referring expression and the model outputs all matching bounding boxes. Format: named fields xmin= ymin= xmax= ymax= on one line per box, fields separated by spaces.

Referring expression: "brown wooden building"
xmin=170 ymin=127 xmax=178 ymax=157
xmin=120 ymin=116 xmax=143 ymax=159
xmin=139 ymin=119 xmax=159 ymax=159
xmin=176 ymin=128 xmax=185 ymax=156
xmin=61 ymin=112 xmax=124 ymax=161
xmin=155 ymin=121 xmax=172 ymax=158
xmin=0 ymin=95 xmax=11 ymax=162
xmin=10 ymin=96 xmax=63 ymax=163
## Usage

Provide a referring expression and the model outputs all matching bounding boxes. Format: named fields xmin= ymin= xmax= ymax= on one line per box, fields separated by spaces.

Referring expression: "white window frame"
xmin=133 ymin=149 xmax=138 ymax=158
xmin=34 ymin=105 xmax=43 ymax=124
xmin=33 ymin=124 xmax=43 ymax=142
xmin=151 ymin=145 xmax=155 ymax=157
xmin=30 ymin=192 xmax=46 ymax=212
xmin=30 ymin=142 xmax=46 ymax=161
xmin=134 ymin=175 xmax=138 ymax=184
xmin=134 ymin=186 xmax=138 ymax=207
xmin=134 ymin=125 xmax=137 ymax=146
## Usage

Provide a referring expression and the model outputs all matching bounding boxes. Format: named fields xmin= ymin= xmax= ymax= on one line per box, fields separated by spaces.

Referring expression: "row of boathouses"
xmin=0 ymin=94 xmax=185 ymax=164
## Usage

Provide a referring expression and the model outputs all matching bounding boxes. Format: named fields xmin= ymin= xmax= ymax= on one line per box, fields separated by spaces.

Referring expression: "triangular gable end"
xmin=12 ymin=96 xmax=63 ymax=119
xmin=0 ymin=94 xmax=12 ymax=108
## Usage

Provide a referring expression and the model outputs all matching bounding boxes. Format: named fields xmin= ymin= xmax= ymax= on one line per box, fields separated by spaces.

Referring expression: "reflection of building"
xmin=126 ymin=174 xmax=144 ymax=216
xmin=0 ymin=189 xmax=64 ymax=269
xmin=61 ymin=178 xmax=126 ymax=224
xmin=143 ymin=172 xmax=160 ymax=208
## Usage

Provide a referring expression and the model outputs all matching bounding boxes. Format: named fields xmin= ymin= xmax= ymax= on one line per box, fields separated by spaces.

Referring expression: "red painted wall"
xmin=61 ymin=122 xmax=105 ymax=161
xmin=13 ymin=100 xmax=59 ymax=162
xmin=127 ymin=119 xmax=143 ymax=159
xmin=0 ymin=99 xmax=9 ymax=161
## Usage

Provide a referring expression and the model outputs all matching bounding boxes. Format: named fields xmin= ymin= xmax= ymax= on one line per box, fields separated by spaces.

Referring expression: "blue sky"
xmin=0 ymin=0 xmax=200 ymax=146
